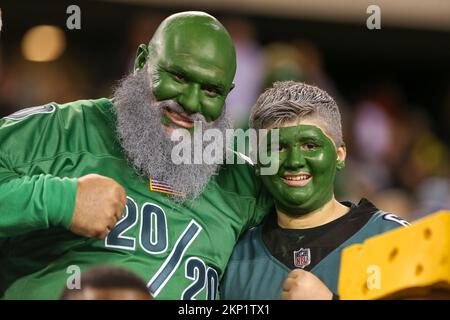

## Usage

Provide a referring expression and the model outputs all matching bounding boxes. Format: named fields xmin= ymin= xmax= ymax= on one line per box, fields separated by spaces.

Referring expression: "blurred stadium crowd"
xmin=0 ymin=2 xmax=449 ymax=223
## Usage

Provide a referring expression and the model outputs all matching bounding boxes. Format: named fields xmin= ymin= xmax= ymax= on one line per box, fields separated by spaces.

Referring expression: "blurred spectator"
xmin=349 ymin=100 xmax=393 ymax=195
xmin=340 ymin=82 xmax=450 ymax=220
xmin=224 ymin=18 xmax=264 ymax=129
xmin=400 ymin=110 xmax=450 ymax=218
xmin=263 ymin=41 xmax=347 ymax=108
xmin=60 ymin=266 xmax=153 ymax=300
xmin=414 ymin=177 xmax=450 ymax=219
xmin=263 ymin=42 xmax=306 ymax=88
xmin=344 ymin=84 xmax=408 ymax=197
xmin=371 ymin=188 xmax=416 ymax=222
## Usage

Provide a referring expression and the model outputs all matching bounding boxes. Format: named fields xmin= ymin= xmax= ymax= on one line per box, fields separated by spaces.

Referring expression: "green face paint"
xmin=260 ymin=124 xmax=339 ymax=216
xmin=137 ymin=13 xmax=236 ymax=127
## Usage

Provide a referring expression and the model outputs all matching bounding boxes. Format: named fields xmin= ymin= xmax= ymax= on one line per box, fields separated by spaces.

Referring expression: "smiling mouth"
xmin=163 ymin=108 xmax=194 ymax=129
xmin=281 ymin=173 xmax=312 ymax=187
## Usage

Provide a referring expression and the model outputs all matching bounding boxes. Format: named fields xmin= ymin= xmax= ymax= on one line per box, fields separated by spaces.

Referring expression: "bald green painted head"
xmin=134 ymin=11 xmax=236 ymax=127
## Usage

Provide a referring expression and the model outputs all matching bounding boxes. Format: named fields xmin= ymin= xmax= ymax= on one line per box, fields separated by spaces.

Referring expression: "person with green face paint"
xmin=220 ymin=81 xmax=410 ymax=300
xmin=0 ymin=12 xmax=272 ymax=299
xmin=134 ymin=11 xmax=236 ymax=130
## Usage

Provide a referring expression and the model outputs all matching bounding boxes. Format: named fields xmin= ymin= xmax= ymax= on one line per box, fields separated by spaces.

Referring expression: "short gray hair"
xmin=249 ymin=81 xmax=343 ymax=146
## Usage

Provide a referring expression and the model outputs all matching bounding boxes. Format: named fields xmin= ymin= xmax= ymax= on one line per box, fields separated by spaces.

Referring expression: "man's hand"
xmin=281 ymin=269 xmax=333 ymax=300
xmin=69 ymin=174 xmax=127 ymax=239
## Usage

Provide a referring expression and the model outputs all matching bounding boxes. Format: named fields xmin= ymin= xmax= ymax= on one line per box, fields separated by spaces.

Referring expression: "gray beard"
xmin=113 ymin=67 xmax=232 ymax=202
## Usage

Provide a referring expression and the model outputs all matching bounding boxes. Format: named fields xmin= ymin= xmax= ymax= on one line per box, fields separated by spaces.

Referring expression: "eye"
xmin=172 ymin=72 xmax=187 ymax=83
xmin=301 ymin=143 xmax=318 ymax=151
xmin=202 ymin=85 xmax=220 ymax=97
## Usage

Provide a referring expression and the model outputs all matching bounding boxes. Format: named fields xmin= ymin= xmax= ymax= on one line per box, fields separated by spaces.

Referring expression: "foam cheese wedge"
xmin=338 ymin=211 xmax=450 ymax=299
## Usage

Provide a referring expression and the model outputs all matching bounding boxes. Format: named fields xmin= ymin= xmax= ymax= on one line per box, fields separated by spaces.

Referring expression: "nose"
xmin=285 ymin=147 xmax=306 ymax=171
xmin=178 ymin=83 xmax=201 ymax=115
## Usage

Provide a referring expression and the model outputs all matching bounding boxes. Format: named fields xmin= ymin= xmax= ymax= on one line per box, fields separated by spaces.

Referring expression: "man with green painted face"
xmin=220 ymin=81 xmax=409 ymax=300
xmin=0 ymin=12 xmax=271 ymax=299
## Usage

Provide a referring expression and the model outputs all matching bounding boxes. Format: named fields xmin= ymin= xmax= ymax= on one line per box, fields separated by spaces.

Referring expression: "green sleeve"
xmin=0 ymin=103 xmax=82 ymax=238
xmin=0 ymin=156 xmax=78 ymax=238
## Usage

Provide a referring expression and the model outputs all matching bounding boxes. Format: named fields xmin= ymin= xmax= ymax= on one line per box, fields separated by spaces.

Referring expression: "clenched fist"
xmin=281 ymin=269 xmax=333 ymax=300
xmin=69 ymin=174 xmax=127 ymax=239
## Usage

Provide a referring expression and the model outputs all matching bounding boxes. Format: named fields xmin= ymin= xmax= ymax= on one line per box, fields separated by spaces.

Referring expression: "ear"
xmin=336 ymin=145 xmax=346 ymax=171
xmin=134 ymin=44 xmax=150 ymax=72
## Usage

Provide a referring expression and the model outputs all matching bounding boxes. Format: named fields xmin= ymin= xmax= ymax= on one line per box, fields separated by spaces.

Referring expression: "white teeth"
xmin=284 ymin=175 xmax=311 ymax=181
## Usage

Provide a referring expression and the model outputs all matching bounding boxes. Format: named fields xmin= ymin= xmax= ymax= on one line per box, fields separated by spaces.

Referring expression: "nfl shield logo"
xmin=293 ymin=248 xmax=311 ymax=269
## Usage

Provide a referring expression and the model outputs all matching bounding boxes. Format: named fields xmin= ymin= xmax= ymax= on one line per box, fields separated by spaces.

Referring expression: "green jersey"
xmin=0 ymin=98 xmax=272 ymax=300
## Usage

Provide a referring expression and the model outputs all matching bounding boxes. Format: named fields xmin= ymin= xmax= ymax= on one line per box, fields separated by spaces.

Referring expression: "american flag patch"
xmin=149 ymin=177 xmax=183 ymax=196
